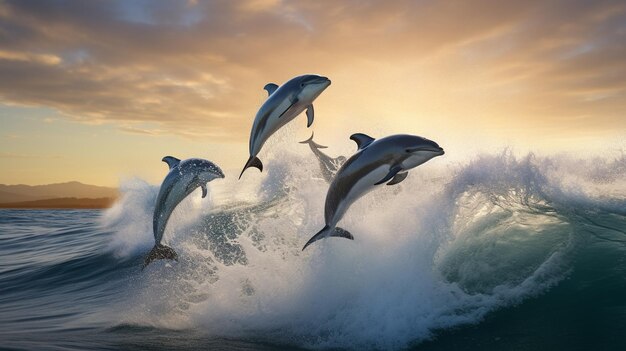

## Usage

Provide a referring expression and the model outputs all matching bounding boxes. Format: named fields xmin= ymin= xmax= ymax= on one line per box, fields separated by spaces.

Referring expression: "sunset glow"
xmin=1 ymin=0 xmax=624 ymax=186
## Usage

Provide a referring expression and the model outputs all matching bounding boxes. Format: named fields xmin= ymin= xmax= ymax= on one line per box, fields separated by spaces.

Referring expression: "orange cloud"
xmin=0 ymin=0 xmax=623 ymax=144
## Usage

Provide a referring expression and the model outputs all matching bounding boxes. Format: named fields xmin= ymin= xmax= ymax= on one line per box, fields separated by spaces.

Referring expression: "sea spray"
xmin=102 ymin=148 xmax=625 ymax=349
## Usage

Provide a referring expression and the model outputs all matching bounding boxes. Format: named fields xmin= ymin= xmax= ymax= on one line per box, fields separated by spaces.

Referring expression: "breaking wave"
xmin=97 ymin=149 xmax=625 ymax=349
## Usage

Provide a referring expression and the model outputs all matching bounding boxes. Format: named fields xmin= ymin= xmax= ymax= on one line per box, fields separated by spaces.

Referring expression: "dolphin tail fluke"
xmin=333 ymin=227 xmax=354 ymax=240
xmin=239 ymin=156 xmax=263 ymax=179
xmin=303 ymin=225 xmax=329 ymax=251
xmin=299 ymin=132 xmax=328 ymax=149
xmin=302 ymin=225 xmax=354 ymax=251
xmin=142 ymin=244 xmax=178 ymax=270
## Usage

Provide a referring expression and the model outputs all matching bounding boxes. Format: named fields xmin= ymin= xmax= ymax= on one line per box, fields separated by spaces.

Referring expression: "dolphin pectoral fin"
xmin=350 ymin=133 xmax=376 ymax=150
xmin=264 ymin=83 xmax=279 ymax=96
xmin=239 ymin=156 xmax=263 ymax=179
xmin=162 ymin=156 xmax=181 ymax=170
xmin=200 ymin=183 xmax=208 ymax=198
xmin=375 ymin=166 xmax=402 ymax=185
xmin=387 ymin=172 xmax=408 ymax=185
xmin=306 ymin=104 xmax=314 ymax=127
xmin=142 ymin=244 xmax=178 ymax=269
xmin=302 ymin=225 xmax=354 ymax=251
xmin=332 ymin=227 xmax=354 ymax=240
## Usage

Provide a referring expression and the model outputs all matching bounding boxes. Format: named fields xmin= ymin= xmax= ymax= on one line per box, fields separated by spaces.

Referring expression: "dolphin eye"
xmin=300 ymin=83 xmax=305 ymax=87
xmin=405 ymin=149 xmax=411 ymax=153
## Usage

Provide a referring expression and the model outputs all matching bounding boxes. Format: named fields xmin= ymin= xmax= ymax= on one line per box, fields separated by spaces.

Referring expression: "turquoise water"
xmin=0 ymin=152 xmax=624 ymax=350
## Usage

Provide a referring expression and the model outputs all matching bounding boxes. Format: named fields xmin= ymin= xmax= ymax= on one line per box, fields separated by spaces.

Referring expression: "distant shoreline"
xmin=0 ymin=197 xmax=116 ymax=209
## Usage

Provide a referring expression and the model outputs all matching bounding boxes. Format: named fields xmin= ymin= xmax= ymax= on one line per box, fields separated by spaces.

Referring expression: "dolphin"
xmin=302 ymin=133 xmax=444 ymax=250
xmin=239 ymin=74 xmax=331 ymax=179
xmin=144 ymin=156 xmax=225 ymax=268
xmin=299 ymin=132 xmax=346 ymax=183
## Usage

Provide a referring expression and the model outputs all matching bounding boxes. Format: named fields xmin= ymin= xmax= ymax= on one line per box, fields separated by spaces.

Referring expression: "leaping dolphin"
xmin=240 ymin=74 xmax=331 ymax=179
xmin=144 ymin=156 xmax=225 ymax=268
xmin=303 ymin=133 xmax=444 ymax=250
xmin=299 ymin=132 xmax=346 ymax=183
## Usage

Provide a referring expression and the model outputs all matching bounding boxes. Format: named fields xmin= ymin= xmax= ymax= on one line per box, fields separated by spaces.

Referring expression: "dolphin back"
xmin=149 ymin=157 xmax=225 ymax=269
xmin=152 ymin=177 xmax=174 ymax=243
xmin=248 ymin=84 xmax=296 ymax=155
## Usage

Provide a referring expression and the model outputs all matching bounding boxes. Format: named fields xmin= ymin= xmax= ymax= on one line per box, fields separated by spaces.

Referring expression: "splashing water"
xmin=1 ymin=141 xmax=624 ymax=350
xmin=91 ymin=149 xmax=625 ymax=349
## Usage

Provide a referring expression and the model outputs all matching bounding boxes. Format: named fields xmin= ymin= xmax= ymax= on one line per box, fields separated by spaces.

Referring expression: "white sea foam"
xmin=103 ymin=146 xmax=625 ymax=349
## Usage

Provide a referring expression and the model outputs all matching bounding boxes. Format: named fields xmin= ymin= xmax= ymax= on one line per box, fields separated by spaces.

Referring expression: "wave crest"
xmin=104 ymin=150 xmax=625 ymax=349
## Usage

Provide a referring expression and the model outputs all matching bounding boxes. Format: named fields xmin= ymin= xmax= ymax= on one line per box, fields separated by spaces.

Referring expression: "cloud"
xmin=0 ymin=50 xmax=61 ymax=65
xmin=117 ymin=126 xmax=160 ymax=136
xmin=0 ymin=151 xmax=62 ymax=159
xmin=0 ymin=0 xmax=624 ymax=141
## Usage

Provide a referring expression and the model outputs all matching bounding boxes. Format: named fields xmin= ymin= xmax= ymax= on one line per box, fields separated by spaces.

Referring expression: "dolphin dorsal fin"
xmin=350 ymin=133 xmax=375 ymax=150
xmin=264 ymin=83 xmax=279 ymax=96
xmin=299 ymin=132 xmax=328 ymax=149
xmin=162 ymin=156 xmax=181 ymax=170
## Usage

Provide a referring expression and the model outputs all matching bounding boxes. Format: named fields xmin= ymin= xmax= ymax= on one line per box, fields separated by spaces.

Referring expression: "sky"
xmin=0 ymin=0 xmax=624 ymax=187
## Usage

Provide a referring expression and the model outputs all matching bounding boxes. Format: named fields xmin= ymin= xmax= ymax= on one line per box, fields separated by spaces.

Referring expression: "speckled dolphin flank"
xmin=299 ymin=132 xmax=346 ymax=183
xmin=240 ymin=74 xmax=331 ymax=179
xmin=143 ymin=156 xmax=224 ymax=268
xmin=303 ymin=133 xmax=444 ymax=250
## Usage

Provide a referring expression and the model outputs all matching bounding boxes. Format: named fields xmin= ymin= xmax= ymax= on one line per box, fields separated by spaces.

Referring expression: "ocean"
xmin=1 ymin=151 xmax=625 ymax=350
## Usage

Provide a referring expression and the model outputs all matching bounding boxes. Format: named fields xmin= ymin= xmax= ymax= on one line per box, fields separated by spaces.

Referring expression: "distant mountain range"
xmin=0 ymin=182 xmax=118 ymax=206
xmin=0 ymin=197 xmax=115 ymax=209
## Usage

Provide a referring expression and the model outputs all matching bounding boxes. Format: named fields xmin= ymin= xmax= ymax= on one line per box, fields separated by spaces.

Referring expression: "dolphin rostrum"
xmin=299 ymin=132 xmax=346 ymax=183
xmin=303 ymin=133 xmax=444 ymax=250
xmin=240 ymin=74 xmax=331 ymax=179
xmin=144 ymin=156 xmax=225 ymax=268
